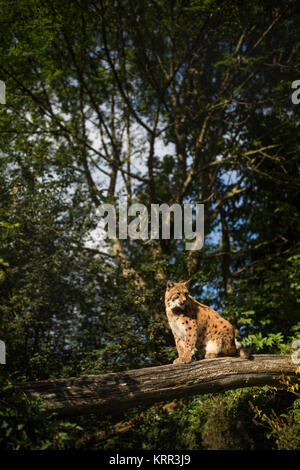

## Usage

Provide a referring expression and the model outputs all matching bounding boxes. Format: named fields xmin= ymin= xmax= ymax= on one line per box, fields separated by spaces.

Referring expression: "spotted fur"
xmin=165 ymin=280 xmax=250 ymax=364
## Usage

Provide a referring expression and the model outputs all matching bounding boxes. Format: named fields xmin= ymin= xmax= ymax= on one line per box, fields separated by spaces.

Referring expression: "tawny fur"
xmin=165 ymin=280 xmax=249 ymax=364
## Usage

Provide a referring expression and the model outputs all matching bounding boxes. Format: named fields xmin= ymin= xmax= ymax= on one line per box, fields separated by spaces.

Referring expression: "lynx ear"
xmin=178 ymin=279 xmax=191 ymax=287
xmin=166 ymin=280 xmax=174 ymax=290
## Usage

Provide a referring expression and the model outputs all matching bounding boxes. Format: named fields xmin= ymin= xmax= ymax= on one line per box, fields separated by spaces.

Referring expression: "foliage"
xmin=250 ymin=369 xmax=300 ymax=450
xmin=75 ymin=386 xmax=296 ymax=450
xmin=0 ymin=372 xmax=82 ymax=450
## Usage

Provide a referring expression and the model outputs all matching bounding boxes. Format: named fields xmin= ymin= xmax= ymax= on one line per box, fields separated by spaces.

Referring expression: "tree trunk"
xmin=19 ymin=355 xmax=296 ymax=417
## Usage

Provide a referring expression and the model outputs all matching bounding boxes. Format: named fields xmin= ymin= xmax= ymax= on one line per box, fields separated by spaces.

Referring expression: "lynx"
xmin=165 ymin=280 xmax=250 ymax=363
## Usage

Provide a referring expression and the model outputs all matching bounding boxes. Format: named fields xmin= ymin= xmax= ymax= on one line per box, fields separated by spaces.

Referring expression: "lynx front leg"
xmin=173 ymin=334 xmax=195 ymax=364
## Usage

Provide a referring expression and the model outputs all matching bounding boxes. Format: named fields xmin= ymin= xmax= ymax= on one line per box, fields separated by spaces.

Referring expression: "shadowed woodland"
xmin=0 ymin=0 xmax=300 ymax=450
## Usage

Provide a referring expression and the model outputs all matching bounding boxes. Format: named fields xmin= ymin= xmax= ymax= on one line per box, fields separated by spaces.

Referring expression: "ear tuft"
xmin=166 ymin=280 xmax=174 ymax=290
xmin=178 ymin=279 xmax=191 ymax=286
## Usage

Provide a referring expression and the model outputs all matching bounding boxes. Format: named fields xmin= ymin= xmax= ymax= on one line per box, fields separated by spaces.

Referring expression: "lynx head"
xmin=165 ymin=279 xmax=191 ymax=311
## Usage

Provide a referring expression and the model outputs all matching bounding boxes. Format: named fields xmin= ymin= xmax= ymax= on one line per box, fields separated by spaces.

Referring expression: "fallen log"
xmin=20 ymin=355 xmax=296 ymax=416
xmin=74 ymin=401 xmax=182 ymax=448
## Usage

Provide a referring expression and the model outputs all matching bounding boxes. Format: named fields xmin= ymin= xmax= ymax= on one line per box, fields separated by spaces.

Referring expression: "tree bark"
xmin=19 ymin=355 xmax=296 ymax=417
